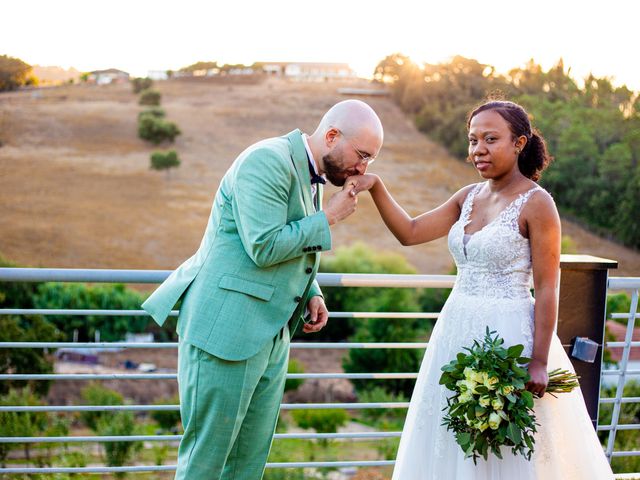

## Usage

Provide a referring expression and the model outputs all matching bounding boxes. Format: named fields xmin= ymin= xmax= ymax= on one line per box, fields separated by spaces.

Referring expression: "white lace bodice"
xmin=448 ymin=182 xmax=543 ymax=300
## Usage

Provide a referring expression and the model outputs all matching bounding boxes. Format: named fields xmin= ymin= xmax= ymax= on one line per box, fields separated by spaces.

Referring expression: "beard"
xmin=322 ymin=151 xmax=358 ymax=186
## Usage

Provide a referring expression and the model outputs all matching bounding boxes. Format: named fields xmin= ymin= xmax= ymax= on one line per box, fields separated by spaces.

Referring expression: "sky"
xmin=3 ymin=0 xmax=638 ymax=91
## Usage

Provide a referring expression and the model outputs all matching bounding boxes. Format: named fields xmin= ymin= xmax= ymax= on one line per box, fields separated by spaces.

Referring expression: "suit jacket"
xmin=142 ymin=130 xmax=331 ymax=361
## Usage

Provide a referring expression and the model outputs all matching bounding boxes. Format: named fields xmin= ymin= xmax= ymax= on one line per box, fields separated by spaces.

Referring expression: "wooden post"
xmin=557 ymin=254 xmax=618 ymax=428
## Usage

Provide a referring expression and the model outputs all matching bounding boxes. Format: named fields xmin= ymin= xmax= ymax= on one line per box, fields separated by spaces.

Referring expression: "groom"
xmin=142 ymin=99 xmax=384 ymax=479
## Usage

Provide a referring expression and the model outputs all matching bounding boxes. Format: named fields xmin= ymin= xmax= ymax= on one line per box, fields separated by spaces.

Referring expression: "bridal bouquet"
xmin=439 ymin=327 xmax=579 ymax=463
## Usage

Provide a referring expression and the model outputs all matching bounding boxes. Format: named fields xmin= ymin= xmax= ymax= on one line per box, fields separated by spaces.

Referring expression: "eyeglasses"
xmin=334 ymin=128 xmax=376 ymax=165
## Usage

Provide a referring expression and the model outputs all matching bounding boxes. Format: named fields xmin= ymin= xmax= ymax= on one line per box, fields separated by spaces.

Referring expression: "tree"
xmin=138 ymin=89 xmax=161 ymax=106
xmin=0 ymin=55 xmax=34 ymax=91
xmin=138 ymin=107 xmax=165 ymax=120
xmin=0 ymin=387 xmax=48 ymax=465
xmin=80 ymin=383 xmax=125 ymax=432
xmin=33 ymin=282 xmax=147 ymax=342
xmin=0 ymin=315 xmax=61 ymax=396
xmin=131 ymin=77 xmax=153 ymax=94
xmin=179 ymin=61 xmax=218 ymax=73
xmin=138 ymin=115 xmax=181 ymax=144
xmin=150 ymin=150 xmax=181 ymax=178
xmin=97 ymin=411 xmax=142 ymax=477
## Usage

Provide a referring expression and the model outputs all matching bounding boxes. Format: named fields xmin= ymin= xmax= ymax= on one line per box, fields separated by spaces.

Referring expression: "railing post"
xmin=557 ymin=254 xmax=618 ymax=429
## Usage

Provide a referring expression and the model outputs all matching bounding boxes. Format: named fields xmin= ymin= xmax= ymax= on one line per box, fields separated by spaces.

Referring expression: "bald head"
xmin=307 ymin=100 xmax=384 ymax=186
xmin=314 ymin=99 xmax=384 ymax=143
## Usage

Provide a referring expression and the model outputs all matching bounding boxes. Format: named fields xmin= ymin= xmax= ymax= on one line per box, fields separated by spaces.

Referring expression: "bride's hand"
xmin=525 ymin=359 xmax=549 ymax=398
xmin=344 ymin=174 xmax=379 ymax=195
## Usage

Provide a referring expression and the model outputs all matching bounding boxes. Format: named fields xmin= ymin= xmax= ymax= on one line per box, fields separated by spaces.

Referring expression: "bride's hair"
xmin=467 ymin=101 xmax=553 ymax=182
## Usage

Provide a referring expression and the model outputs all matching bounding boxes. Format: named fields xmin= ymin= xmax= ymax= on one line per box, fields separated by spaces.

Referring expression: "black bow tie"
xmin=308 ymin=160 xmax=326 ymax=185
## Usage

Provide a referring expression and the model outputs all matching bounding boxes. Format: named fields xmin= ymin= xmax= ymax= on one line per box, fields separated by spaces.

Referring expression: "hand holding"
xmin=324 ymin=185 xmax=358 ymax=225
xmin=525 ymin=359 xmax=549 ymax=398
xmin=303 ymin=296 xmax=329 ymax=333
xmin=345 ymin=173 xmax=379 ymax=194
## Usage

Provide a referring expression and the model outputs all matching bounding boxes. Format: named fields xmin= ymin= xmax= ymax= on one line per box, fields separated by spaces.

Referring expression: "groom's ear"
xmin=325 ymin=128 xmax=339 ymax=146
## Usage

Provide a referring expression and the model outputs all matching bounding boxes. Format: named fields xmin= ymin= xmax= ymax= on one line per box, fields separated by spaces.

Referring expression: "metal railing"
xmin=600 ymin=277 xmax=640 ymax=462
xmin=0 ymin=267 xmax=637 ymax=477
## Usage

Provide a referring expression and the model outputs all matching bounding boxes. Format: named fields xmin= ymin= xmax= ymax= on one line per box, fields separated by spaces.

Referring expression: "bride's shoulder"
xmin=448 ymin=183 xmax=481 ymax=209
xmin=522 ymin=186 xmax=559 ymax=223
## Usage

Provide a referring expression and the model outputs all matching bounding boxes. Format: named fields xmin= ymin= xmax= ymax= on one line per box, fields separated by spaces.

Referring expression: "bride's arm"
xmin=526 ymin=191 xmax=562 ymax=397
xmin=348 ymin=174 xmax=473 ymax=246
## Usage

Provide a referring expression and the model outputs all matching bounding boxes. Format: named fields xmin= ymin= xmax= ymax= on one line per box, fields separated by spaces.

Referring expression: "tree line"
xmin=375 ymin=54 xmax=640 ymax=248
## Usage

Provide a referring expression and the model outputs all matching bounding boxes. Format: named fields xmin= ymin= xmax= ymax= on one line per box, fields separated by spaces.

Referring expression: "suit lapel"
xmin=285 ymin=129 xmax=314 ymax=215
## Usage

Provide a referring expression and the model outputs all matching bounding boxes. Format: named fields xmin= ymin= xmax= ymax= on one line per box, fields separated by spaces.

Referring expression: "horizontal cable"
xmin=610 ymin=313 xmax=639 ymax=320
xmin=0 ymin=372 xmax=418 ymax=381
xmin=608 ymin=277 xmax=640 ymax=290
xmin=0 ymin=341 xmax=427 ymax=349
xmin=597 ymin=424 xmax=640 ymax=432
xmin=0 ymin=309 xmax=439 ymax=319
xmin=0 ymin=460 xmax=396 ymax=474
xmin=0 ymin=268 xmax=456 ymax=288
xmin=0 ymin=402 xmax=410 ymax=413
xmin=599 ymin=397 xmax=640 ymax=405
xmin=605 ymin=341 xmax=640 ymax=348
xmin=602 ymin=370 xmax=640 ymax=376
xmin=610 ymin=451 xmax=640 ymax=458
xmin=0 ymin=431 xmax=401 ymax=444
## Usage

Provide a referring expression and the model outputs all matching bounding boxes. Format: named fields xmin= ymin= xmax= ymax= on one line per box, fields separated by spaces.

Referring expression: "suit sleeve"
xmin=231 ymin=148 xmax=332 ymax=268
xmin=307 ymin=279 xmax=322 ymax=301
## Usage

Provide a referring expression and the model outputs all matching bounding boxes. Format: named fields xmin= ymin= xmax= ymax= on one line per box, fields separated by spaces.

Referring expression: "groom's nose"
xmin=354 ymin=162 xmax=367 ymax=176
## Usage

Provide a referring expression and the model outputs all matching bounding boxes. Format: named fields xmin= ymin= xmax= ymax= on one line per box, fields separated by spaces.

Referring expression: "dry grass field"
xmin=1 ymin=76 xmax=639 ymax=281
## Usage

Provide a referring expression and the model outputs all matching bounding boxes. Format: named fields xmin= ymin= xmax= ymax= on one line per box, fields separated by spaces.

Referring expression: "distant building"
xmin=87 ymin=68 xmax=130 ymax=85
xmin=147 ymin=70 xmax=169 ymax=81
xmin=262 ymin=62 xmax=356 ymax=81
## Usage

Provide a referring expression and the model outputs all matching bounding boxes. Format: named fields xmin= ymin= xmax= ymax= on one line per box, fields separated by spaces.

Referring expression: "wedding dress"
xmin=392 ymin=182 xmax=613 ymax=479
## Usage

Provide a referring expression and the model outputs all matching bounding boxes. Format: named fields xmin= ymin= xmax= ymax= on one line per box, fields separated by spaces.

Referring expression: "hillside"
xmin=0 ymin=77 xmax=638 ymax=278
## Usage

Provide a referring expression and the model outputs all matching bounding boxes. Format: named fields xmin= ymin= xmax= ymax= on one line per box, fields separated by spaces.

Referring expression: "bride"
xmin=348 ymin=100 xmax=613 ymax=479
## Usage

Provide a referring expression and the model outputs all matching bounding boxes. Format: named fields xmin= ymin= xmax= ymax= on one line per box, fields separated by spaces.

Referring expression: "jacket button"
xmin=305 ymin=267 xmax=312 ymax=274
xmin=312 ymin=246 xmax=318 ymax=251
xmin=294 ymin=296 xmax=302 ymax=303
xmin=316 ymin=245 xmax=322 ymax=250
xmin=303 ymin=247 xmax=308 ymax=252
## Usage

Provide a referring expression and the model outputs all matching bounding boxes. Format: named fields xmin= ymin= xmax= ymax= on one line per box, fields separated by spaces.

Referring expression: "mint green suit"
xmin=142 ymin=130 xmax=331 ymax=479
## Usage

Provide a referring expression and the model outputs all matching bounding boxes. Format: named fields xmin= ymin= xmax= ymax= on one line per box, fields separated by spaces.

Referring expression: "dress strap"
xmin=504 ymin=185 xmax=543 ymax=230
xmin=460 ymin=183 xmax=484 ymax=226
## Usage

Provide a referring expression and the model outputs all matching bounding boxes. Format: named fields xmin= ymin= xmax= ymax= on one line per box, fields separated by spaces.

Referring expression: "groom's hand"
xmin=324 ymin=187 xmax=358 ymax=225
xmin=303 ymin=296 xmax=329 ymax=333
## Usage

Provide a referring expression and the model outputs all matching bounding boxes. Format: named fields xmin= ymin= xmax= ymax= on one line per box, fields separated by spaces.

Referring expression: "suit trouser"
xmin=175 ymin=324 xmax=290 ymax=480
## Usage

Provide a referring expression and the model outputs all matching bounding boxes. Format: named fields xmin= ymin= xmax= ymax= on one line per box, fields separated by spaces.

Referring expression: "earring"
xmin=515 ymin=148 xmax=521 ymax=155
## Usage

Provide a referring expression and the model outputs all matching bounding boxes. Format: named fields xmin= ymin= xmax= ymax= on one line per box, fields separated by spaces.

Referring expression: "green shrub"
xmin=138 ymin=88 xmax=161 ymax=106
xmin=0 ymin=315 xmax=61 ymax=396
xmin=151 ymin=394 xmax=181 ymax=431
xmin=0 ymin=387 xmax=48 ymax=465
xmin=150 ymin=150 xmax=181 ymax=171
xmin=291 ymin=408 xmax=349 ymax=446
xmin=80 ymin=383 xmax=124 ymax=431
xmin=97 ymin=411 xmax=142 ymax=476
xmin=284 ymin=358 xmax=305 ymax=393
xmin=33 ymin=282 xmax=147 ymax=342
xmin=138 ymin=115 xmax=181 ymax=144
xmin=357 ymin=386 xmax=407 ymax=426
xmin=131 ymin=77 xmax=153 ymax=94
xmin=137 ymin=107 xmax=165 ymax=120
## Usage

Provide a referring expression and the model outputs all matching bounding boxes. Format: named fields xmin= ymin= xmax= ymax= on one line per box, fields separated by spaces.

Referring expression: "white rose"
xmin=488 ymin=412 xmax=502 ymax=430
